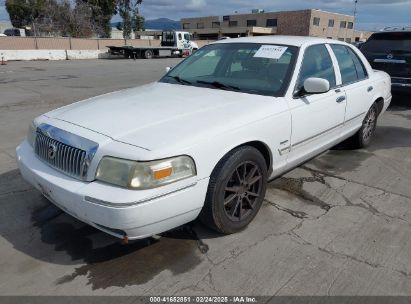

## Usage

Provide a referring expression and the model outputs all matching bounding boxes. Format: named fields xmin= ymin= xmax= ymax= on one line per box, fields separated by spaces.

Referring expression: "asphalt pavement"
xmin=0 ymin=59 xmax=410 ymax=295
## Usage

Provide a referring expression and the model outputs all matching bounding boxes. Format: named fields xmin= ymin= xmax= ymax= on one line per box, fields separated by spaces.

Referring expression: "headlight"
xmin=27 ymin=121 xmax=37 ymax=148
xmin=96 ymin=155 xmax=196 ymax=190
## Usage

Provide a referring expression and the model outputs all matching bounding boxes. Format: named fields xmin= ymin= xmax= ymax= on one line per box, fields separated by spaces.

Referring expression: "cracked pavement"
xmin=0 ymin=60 xmax=410 ymax=296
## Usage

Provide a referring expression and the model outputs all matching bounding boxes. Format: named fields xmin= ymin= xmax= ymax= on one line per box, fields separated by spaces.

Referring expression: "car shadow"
xmin=0 ymin=169 xmax=220 ymax=289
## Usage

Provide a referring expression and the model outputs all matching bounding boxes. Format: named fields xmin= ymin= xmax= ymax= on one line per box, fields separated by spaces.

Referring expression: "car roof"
xmin=373 ymin=30 xmax=411 ymax=34
xmin=213 ymin=35 xmax=347 ymax=48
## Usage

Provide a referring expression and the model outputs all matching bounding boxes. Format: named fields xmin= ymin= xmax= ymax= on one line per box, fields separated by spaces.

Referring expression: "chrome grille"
xmin=35 ymin=132 xmax=87 ymax=178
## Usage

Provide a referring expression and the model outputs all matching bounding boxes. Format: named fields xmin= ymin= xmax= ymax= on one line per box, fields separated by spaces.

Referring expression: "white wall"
xmin=0 ymin=49 xmax=113 ymax=61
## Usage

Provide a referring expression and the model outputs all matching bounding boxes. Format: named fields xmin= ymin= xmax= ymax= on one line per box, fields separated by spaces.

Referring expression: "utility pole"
xmin=353 ymin=0 xmax=358 ymax=36
xmin=354 ymin=0 xmax=358 ymax=21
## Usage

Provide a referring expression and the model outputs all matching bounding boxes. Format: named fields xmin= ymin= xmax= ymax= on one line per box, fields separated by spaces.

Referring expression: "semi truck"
xmin=107 ymin=31 xmax=199 ymax=59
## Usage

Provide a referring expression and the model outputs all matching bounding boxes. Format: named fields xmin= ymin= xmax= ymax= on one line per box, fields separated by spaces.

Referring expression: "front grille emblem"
xmin=48 ymin=144 xmax=57 ymax=159
xmin=34 ymin=124 xmax=98 ymax=180
xmin=387 ymin=53 xmax=394 ymax=60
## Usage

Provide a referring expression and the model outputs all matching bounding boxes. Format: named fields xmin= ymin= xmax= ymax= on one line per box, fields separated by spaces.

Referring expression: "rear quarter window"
xmin=347 ymin=47 xmax=368 ymax=80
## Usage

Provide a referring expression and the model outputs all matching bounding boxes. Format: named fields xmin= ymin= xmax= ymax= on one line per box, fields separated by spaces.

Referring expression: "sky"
xmin=1 ymin=0 xmax=411 ymax=31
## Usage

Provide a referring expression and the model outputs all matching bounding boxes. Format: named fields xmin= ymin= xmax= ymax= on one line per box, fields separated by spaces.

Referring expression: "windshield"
xmin=362 ymin=32 xmax=411 ymax=53
xmin=160 ymin=43 xmax=298 ymax=97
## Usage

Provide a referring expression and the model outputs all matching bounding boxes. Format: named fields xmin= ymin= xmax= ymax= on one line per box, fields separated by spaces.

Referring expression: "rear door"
xmin=361 ymin=32 xmax=411 ymax=85
xmin=330 ymin=44 xmax=373 ymax=131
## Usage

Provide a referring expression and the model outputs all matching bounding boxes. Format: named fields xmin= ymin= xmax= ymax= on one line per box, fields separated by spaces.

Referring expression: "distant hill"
xmin=112 ymin=18 xmax=181 ymax=31
xmin=145 ymin=18 xmax=181 ymax=30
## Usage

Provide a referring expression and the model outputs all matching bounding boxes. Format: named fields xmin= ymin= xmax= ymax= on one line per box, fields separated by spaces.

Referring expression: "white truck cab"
xmin=161 ymin=31 xmax=199 ymax=51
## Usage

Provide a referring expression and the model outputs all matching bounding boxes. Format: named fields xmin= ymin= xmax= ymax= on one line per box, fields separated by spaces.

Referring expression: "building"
xmin=181 ymin=9 xmax=372 ymax=42
xmin=111 ymin=27 xmax=136 ymax=39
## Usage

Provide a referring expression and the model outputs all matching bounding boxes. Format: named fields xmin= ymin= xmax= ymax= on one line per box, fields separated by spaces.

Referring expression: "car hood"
xmin=47 ymin=82 xmax=278 ymax=151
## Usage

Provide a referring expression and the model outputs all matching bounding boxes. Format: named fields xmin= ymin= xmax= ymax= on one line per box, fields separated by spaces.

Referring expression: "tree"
xmin=77 ymin=0 xmax=116 ymax=38
xmin=5 ymin=0 xmax=54 ymax=31
xmin=5 ymin=0 xmax=32 ymax=28
xmin=116 ymin=0 xmax=142 ymax=38
xmin=55 ymin=0 xmax=98 ymax=38
xmin=6 ymin=0 xmax=99 ymax=37
xmin=5 ymin=0 xmax=143 ymax=38
xmin=132 ymin=10 xmax=144 ymax=32
xmin=118 ymin=2 xmax=131 ymax=39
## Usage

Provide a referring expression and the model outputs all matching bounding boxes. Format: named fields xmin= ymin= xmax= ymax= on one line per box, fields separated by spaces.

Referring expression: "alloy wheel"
xmin=363 ymin=107 xmax=377 ymax=142
xmin=223 ymin=161 xmax=263 ymax=222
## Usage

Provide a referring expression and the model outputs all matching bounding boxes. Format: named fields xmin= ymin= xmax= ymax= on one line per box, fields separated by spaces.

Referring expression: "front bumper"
xmin=16 ymin=140 xmax=209 ymax=240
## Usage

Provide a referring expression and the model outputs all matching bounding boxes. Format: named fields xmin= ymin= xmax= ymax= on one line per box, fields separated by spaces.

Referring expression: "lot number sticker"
xmin=254 ymin=45 xmax=288 ymax=59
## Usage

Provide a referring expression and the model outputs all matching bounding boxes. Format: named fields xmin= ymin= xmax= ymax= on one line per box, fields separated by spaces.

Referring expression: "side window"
xmin=297 ymin=44 xmax=336 ymax=91
xmin=330 ymin=44 xmax=358 ymax=84
xmin=347 ymin=47 xmax=368 ymax=80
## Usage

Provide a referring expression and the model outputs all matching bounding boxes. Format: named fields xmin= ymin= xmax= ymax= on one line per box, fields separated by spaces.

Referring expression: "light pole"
xmin=353 ymin=0 xmax=358 ymax=40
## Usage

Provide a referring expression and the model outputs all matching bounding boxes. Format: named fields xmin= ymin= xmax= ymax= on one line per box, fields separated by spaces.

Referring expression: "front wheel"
xmin=200 ymin=146 xmax=268 ymax=234
xmin=349 ymin=103 xmax=378 ymax=148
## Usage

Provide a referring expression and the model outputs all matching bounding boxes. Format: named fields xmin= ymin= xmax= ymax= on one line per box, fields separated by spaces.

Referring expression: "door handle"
xmin=367 ymin=86 xmax=374 ymax=92
xmin=336 ymin=96 xmax=346 ymax=103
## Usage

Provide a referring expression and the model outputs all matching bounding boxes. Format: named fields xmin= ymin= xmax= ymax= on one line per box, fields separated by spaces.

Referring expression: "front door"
xmin=286 ymin=44 xmax=346 ymax=168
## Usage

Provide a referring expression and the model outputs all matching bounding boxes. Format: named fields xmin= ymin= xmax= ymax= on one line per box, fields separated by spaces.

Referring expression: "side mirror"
xmin=165 ymin=66 xmax=173 ymax=73
xmin=303 ymin=78 xmax=330 ymax=94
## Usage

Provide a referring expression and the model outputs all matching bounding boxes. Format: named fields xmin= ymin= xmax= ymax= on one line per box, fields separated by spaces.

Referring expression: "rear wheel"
xmin=200 ymin=146 xmax=268 ymax=234
xmin=349 ymin=103 xmax=378 ymax=148
xmin=144 ymin=49 xmax=154 ymax=59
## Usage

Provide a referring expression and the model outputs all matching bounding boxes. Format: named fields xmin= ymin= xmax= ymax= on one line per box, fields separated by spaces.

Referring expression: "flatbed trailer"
xmin=107 ymin=45 xmax=182 ymax=59
xmin=106 ymin=31 xmax=199 ymax=60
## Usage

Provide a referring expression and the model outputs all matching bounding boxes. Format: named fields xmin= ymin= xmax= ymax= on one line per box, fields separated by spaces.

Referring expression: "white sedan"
xmin=16 ymin=36 xmax=392 ymax=240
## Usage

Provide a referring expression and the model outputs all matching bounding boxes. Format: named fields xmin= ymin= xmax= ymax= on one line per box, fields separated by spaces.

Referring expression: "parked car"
xmin=361 ymin=28 xmax=411 ymax=93
xmin=3 ymin=28 xmax=26 ymax=37
xmin=0 ymin=33 xmax=6 ymax=37
xmin=16 ymin=36 xmax=392 ymax=240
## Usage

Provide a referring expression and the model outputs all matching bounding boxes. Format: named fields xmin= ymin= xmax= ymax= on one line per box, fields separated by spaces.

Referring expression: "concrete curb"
xmin=66 ymin=50 xmax=112 ymax=60
xmin=0 ymin=49 xmax=113 ymax=61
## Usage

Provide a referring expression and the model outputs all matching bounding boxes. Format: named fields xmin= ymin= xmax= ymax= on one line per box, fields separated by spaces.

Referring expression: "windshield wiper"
xmin=196 ymin=80 xmax=241 ymax=92
xmin=167 ymin=75 xmax=192 ymax=85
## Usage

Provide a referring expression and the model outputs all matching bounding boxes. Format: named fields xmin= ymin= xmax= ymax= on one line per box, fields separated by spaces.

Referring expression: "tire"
xmin=349 ymin=103 xmax=378 ymax=148
xmin=144 ymin=49 xmax=154 ymax=59
xmin=200 ymin=146 xmax=268 ymax=234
